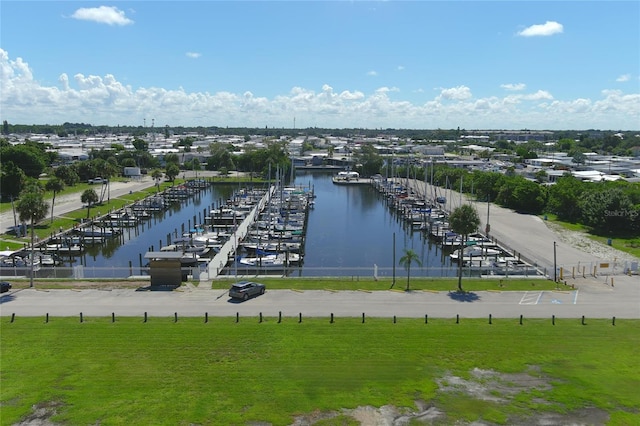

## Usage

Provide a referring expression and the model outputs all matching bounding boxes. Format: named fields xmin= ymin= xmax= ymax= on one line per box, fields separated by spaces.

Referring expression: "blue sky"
xmin=1 ymin=1 xmax=639 ymax=130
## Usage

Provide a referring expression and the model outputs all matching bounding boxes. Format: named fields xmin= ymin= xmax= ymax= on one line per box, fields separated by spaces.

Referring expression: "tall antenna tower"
xmin=151 ymin=118 xmax=155 ymax=142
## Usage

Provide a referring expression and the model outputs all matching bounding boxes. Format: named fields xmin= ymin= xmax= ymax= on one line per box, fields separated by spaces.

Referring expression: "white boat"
xmin=238 ymin=252 xmax=301 ymax=269
xmin=332 ymin=171 xmax=369 ymax=184
xmin=441 ymin=232 xmax=493 ymax=248
xmin=242 ymin=242 xmax=302 ymax=253
xmin=461 ymin=257 xmax=539 ymax=276
xmin=43 ymin=242 xmax=83 ymax=254
xmin=0 ymin=252 xmax=41 ymax=274
xmin=450 ymin=245 xmax=502 ymax=261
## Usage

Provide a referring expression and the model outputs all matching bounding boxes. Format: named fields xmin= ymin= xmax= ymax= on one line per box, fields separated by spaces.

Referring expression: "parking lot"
xmin=1 ymin=275 xmax=637 ymax=320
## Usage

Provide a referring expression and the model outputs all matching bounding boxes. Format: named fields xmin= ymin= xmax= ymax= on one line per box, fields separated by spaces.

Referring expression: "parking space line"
xmin=519 ymin=291 xmax=543 ymax=305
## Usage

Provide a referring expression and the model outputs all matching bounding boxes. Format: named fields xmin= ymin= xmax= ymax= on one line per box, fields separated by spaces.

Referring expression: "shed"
xmin=144 ymin=251 xmax=184 ymax=287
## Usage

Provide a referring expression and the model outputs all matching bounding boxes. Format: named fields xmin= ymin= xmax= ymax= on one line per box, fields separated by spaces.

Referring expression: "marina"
xmin=1 ymin=170 xmax=546 ymax=281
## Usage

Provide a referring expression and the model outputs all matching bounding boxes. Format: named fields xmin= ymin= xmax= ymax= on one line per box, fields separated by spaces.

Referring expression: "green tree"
xmin=207 ymin=143 xmax=236 ymax=171
xmin=580 ymin=187 xmax=635 ymax=235
xmin=45 ymin=177 xmax=65 ymax=223
xmin=54 ymin=164 xmax=80 ymax=186
xmin=355 ymin=144 xmax=383 ymax=177
xmin=449 ymin=204 xmax=481 ymax=292
xmin=398 ymin=248 xmax=422 ymax=291
xmin=496 ymin=176 xmax=545 ymax=214
xmin=132 ymin=137 xmax=149 ymax=151
xmin=81 ymin=189 xmax=99 ymax=219
xmin=471 ymin=171 xmax=503 ymax=202
xmin=121 ymin=157 xmax=137 ymax=168
xmin=0 ymin=143 xmax=48 ymax=178
xmin=165 ymin=163 xmax=180 ymax=182
xmin=534 ymin=170 xmax=548 ymax=183
xmin=16 ymin=188 xmax=49 ymax=288
xmin=546 ymin=175 xmax=585 ymax=222
xmin=0 ymin=161 xmax=26 ymax=200
xmin=164 ymin=153 xmax=180 ymax=166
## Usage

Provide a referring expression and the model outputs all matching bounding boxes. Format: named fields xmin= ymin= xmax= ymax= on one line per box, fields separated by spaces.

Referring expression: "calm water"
xmin=48 ymin=171 xmax=455 ymax=278
xmin=295 ymin=171 xmax=454 ymax=278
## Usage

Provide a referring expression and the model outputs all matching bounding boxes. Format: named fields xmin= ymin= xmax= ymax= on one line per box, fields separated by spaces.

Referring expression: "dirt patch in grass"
xmin=15 ymin=280 xmax=150 ymax=290
xmin=291 ymin=367 xmax=611 ymax=425
xmin=436 ymin=366 xmax=552 ymax=403
xmin=13 ymin=401 xmax=63 ymax=426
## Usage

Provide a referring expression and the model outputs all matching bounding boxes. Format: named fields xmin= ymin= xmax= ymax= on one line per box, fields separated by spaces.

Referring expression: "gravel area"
xmin=544 ymin=221 xmax=638 ymax=262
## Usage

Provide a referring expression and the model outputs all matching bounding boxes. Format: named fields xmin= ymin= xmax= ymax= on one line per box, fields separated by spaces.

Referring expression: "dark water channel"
xmin=43 ymin=171 xmax=456 ymax=279
xmin=295 ymin=171 xmax=455 ymax=278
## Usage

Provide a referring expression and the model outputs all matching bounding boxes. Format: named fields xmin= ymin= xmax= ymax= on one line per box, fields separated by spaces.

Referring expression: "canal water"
xmin=49 ymin=171 xmax=456 ymax=279
xmin=294 ymin=170 xmax=455 ymax=278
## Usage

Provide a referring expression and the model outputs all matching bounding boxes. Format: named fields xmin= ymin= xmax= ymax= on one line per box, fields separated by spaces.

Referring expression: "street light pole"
xmin=553 ymin=241 xmax=557 ymax=282
xmin=391 ymin=232 xmax=396 ymax=288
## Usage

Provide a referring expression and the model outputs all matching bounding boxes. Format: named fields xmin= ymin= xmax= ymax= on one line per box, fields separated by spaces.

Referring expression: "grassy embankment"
xmin=1 ymin=317 xmax=638 ymax=425
xmin=5 ymin=276 xmax=563 ymax=292
xmin=545 ymin=213 xmax=640 ymax=259
xmin=0 ymin=176 xmax=262 ymax=250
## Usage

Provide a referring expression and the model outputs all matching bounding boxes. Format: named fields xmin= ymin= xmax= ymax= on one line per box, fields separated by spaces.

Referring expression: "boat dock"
xmin=198 ymin=186 xmax=275 ymax=281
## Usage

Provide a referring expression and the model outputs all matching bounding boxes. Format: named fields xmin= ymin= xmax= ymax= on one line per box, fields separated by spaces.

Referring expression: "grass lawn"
xmin=1 ymin=317 xmax=638 ymax=425
xmin=5 ymin=277 xmax=563 ymax=292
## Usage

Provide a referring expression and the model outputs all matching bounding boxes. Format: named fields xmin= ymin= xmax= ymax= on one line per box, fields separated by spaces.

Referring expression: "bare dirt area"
xmin=289 ymin=367 xmax=611 ymax=426
xmin=545 ymin=221 xmax=638 ymax=263
xmin=13 ymin=279 xmax=150 ymax=290
xmin=12 ymin=401 xmax=63 ymax=426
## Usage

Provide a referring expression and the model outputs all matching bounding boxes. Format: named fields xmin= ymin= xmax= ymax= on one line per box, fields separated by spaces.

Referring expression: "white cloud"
xmin=367 ymin=70 xmax=378 ymax=77
xmin=523 ymin=90 xmax=553 ymax=101
xmin=71 ymin=6 xmax=134 ymax=26
xmin=186 ymin=52 xmax=202 ymax=59
xmin=1 ymin=49 xmax=638 ymax=130
xmin=339 ymin=90 xmax=365 ymax=101
xmin=517 ymin=21 xmax=563 ymax=37
xmin=616 ymin=74 xmax=631 ymax=82
xmin=397 ymin=65 xmax=405 ymax=71
xmin=501 ymin=83 xmax=526 ymax=91
xmin=437 ymin=85 xmax=472 ymax=101
xmin=376 ymin=87 xmax=399 ymax=94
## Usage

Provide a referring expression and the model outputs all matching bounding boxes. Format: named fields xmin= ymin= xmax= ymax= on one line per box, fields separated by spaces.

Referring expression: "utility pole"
xmin=391 ymin=232 xmax=396 ymax=288
xmin=553 ymin=241 xmax=557 ymax=282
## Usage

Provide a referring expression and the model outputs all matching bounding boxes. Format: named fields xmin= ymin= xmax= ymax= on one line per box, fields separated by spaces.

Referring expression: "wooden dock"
xmin=198 ymin=186 xmax=275 ymax=281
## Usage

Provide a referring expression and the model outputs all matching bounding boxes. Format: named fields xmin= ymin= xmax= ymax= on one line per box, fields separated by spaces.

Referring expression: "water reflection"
xmin=294 ymin=171 xmax=455 ymax=278
xmin=36 ymin=173 xmax=457 ymax=278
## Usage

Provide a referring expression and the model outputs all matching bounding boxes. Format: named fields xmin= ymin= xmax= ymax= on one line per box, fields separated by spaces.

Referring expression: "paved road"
xmin=1 ymin=275 xmax=637 ymax=319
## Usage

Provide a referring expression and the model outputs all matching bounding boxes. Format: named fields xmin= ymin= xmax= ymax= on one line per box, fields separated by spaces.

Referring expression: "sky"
xmin=1 ymin=1 xmax=639 ymax=130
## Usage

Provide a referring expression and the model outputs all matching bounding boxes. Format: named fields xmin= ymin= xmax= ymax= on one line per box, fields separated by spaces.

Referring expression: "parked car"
xmin=0 ymin=281 xmax=12 ymax=293
xmin=88 ymin=177 xmax=107 ymax=184
xmin=228 ymin=281 xmax=265 ymax=300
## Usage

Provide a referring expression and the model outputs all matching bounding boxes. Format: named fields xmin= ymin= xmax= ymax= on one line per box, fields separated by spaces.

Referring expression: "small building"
xmin=123 ymin=166 xmax=142 ymax=178
xmin=144 ymin=251 xmax=184 ymax=287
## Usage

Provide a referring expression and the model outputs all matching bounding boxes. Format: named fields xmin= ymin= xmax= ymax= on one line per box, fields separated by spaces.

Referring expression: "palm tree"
xmin=399 ymin=248 xmax=422 ymax=291
xmin=45 ymin=177 xmax=64 ymax=223
xmin=16 ymin=188 xmax=49 ymax=288
xmin=151 ymin=169 xmax=163 ymax=192
xmin=449 ymin=204 xmax=481 ymax=292
xmin=81 ymin=189 xmax=99 ymax=219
